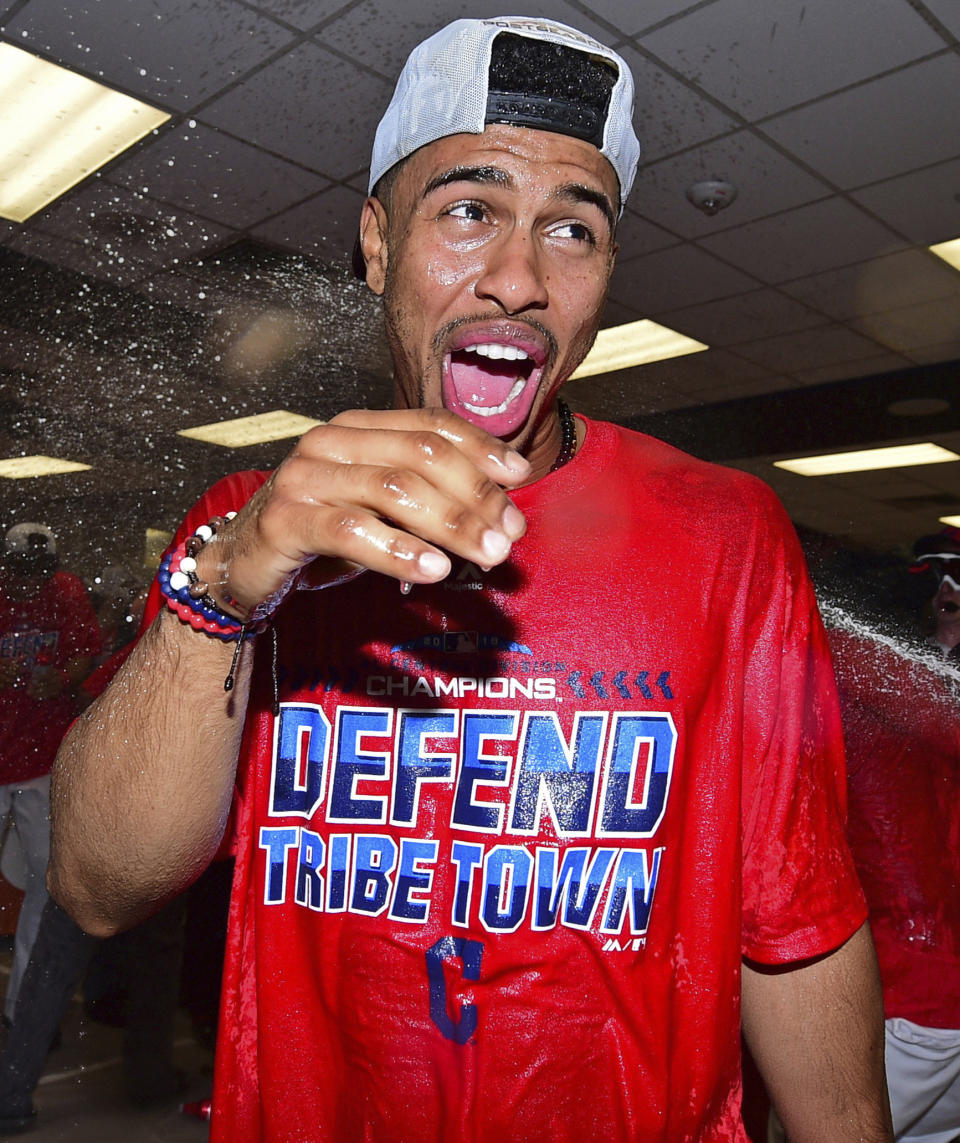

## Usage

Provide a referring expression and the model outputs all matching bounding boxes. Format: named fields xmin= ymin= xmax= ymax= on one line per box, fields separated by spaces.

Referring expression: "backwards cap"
xmin=4 ymin=523 xmax=56 ymax=556
xmin=368 ymin=16 xmax=640 ymax=211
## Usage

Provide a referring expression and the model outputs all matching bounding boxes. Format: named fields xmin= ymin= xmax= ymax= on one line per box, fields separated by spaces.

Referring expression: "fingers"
xmin=196 ymin=408 xmax=531 ymax=609
xmin=326 ymin=408 xmax=531 ymax=487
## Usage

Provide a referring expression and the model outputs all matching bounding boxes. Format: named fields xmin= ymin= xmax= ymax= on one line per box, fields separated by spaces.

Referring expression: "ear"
xmin=359 ymin=197 xmax=389 ymax=296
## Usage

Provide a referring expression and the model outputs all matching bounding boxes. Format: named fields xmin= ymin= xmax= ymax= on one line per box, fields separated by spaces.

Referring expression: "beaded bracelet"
xmin=156 ymin=513 xmax=271 ymax=691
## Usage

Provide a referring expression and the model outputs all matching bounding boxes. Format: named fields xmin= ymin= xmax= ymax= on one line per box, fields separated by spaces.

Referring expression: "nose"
xmin=473 ymin=226 xmax=549 ymax=315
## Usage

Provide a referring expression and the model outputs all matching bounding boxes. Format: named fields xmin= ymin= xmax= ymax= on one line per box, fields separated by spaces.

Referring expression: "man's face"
xmin=361 ymin=124 xmax=619 ymax=458
xmin=930 ymin=553 xmax=960 ymax=637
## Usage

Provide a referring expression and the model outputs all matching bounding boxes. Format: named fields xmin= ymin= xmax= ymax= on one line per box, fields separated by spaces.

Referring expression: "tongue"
xmin=450 ymin=356 xmax=521 ymax=410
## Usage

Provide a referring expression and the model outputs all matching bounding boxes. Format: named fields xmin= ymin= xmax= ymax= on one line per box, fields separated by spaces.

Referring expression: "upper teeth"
xmin=463 ymin=343 xmax=529 ymax=362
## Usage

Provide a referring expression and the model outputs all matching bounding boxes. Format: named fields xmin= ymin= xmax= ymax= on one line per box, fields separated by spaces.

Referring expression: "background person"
xmin=0 ymin=524 xmax=99 ymax=1026
xmin=825 ymin=530 xmax=960 ymax=1142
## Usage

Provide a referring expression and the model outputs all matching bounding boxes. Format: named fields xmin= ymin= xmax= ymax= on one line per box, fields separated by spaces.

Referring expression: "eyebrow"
xmin=421 ymin=165 xmax=616 ymax=234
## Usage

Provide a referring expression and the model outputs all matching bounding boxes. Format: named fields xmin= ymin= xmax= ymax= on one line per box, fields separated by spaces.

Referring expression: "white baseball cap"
xmin=368 ymin=16 xmax=641 ymax=211
xmin=4 ymin=522 xmax=56 ymax=556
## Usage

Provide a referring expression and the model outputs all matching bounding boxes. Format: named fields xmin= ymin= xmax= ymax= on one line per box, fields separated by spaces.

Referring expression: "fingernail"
xmin=491 ymin=449 xmax=529 ymax=476
xmin=481 ymin=530 xmax=511 ymax=563
xmin=502 ymin=504 xmax=525 ymax=538
xmin=418 ymin=551 xmax=449 ymax=579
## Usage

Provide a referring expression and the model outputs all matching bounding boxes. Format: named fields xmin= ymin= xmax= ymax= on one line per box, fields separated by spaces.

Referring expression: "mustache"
xmin=432 ymin=314 xmax=559 ymax=360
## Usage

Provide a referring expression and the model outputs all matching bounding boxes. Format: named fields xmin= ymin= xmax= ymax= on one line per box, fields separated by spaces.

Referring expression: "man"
xmin=827 ymin=530 xmax=960 ymax=1142
xmin=49 ymin=17 xmax=891 ymax=1142
xmin=0 ymin=524 xmax=99 ymax=1024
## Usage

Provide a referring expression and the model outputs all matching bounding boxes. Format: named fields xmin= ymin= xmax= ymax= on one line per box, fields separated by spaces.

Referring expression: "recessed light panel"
xmin=929 ymin=237 xmax=960 ymax=273
xmin=570 ymin=319 xmax=708 ymax=379
xmin=0 ymin=43 xmax=170 ymax=223
xmin=177 ymin=410 xmax=323 ymax=448
xmin=774 ymin=443 xmax=960 ymax=476
xmin=0 ymin=455 xmax=92 ymax=478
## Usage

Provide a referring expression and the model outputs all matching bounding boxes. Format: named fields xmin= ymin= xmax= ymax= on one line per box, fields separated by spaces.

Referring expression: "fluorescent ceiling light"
xmin=178 ymin=410 xmax=323 ymax=448
xmin=0 ymin=43 xmax=170 ymax=223
xmin=570 ymin=319 xmax=708 ymax=379
xmin=929 ymin=237 xmax=960 ymax=273
xmin=774 ymin=443 xmax=960 ymax=476
xmin=0 ymin=455 xmax=92 ymax=479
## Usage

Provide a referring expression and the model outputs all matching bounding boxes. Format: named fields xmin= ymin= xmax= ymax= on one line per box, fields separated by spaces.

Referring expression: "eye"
xmin=549 ymin=220 xmax=597 ymax=244
xmin=445 ymin=201 xmax=486 ymax=223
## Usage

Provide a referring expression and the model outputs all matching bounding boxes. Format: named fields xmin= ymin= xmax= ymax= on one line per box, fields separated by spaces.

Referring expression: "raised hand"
xmin=195 ymin=408 xmax=531 ymax=617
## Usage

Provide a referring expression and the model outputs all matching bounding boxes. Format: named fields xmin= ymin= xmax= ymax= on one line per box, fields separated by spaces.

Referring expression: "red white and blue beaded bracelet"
xmin=156 ymin=513 xmax=273 ymax=691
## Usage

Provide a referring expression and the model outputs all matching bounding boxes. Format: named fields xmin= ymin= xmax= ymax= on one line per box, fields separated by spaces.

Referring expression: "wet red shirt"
xmin=0 ymin=571 xmax=101 ymax=784
xmin=830 ymin=628 xmax=960 ymax=1028
xmin=154 ymin=419 xmax=865 ymax=1142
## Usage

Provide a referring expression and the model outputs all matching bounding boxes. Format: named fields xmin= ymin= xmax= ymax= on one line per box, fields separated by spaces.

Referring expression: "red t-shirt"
xmin=0 ymin=571 xmax=101 ymax=784
xmin=830 ymin=628 xmax=960 ymax=1028
xmin=153 ymin=419 xmax=865 ymax=1142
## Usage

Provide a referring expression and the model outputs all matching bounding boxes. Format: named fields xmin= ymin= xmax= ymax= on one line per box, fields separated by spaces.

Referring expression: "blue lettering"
xmin=326 ymin=834 xmax=350 ymax=912
xmin=426 ymin=936 xmax=483 ymax=1043
xmin=329 ymin=708 xmax=392 ymax=822
xmin=509 ymin=713 xmax=606 ymax=835
xmin=601 ymin=846 xmax=665 ymax=935
xmin=269 ymin=704 xmax=330 ymax=817
xmin=350 ymin=834 xmax=398 ymax=915
xmin=452 ymin=712 xmax=518 ymax=831
xmin=532 ymin=846 xmax=617 ymax=930
xmin=450 ymin=841 xmax=484 ymax=926
xmin=599 ymin=713 xmax=676 ymax=836
xmin=258 ymin=827 xmax=299 ymax=904
xmin=389 ymin=838 xmax=439 ymax=922
xmin=392 ymin=710 xmax=457 ymax=826
xmin=480 ymin=845 xmax=532 ymax=933
xmin=295 ymin=829 xmax=325 ymax=910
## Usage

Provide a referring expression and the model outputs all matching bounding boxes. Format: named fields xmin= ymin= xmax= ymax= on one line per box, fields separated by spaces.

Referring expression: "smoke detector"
xmin=685 ymin=179 xmax=738 ymax=217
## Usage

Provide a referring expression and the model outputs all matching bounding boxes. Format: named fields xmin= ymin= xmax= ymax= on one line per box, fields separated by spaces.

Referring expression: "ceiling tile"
xmin=29 ymin=179 xmax=231 ymax=271
xmin=903 ymin=340 xmax=960 ymax=365
xmin=698 ymin=197 xmax=907 ymax=282
xmin=779 ymin=250 xmax=960 ymax=322
xmin=851 ymin=156 xmax=960 ymax=245
xmin=201 ymin=42 xmax=392 ymax=178
xmin=251 ymin=184 xmax=366 ymax=266
xmin=733 ymin=324 xmax=888 ymax=373
xmin=918 ymin=0 xmax=960 ymax=38
xmin=5 ymin=228 xmax=150 ymax=288
xmin=598 ymin=298 xmax=645 ymax=328
xmin=105 ymin=123 xmax=329 ymax=229
xmin=615 ymin=46 xmax=739 ymax=167
xmin=791 ymin=353 xmax=913 ymax=387
xmin=659 ymin=288 xmax=827 ymax=346
xmin=639 ymin=0 xmax=946 ymax=118
xmin=609 ymin=242 xmax=760 ymax=313
xmin=3 ymin=0 xmax=296 ymax=110
xmin=761 ymin=54 xmax=960 ymax=190
xmin=614 ymin=211 xmax=681 ymax=260
xmin=317 ymin=0 xmax=612 ymax=78
xmin=244 ymin=1 xmax=357 ymax=31
xmin=627 ymin=128 xmax=831 ymax=238
xmin=586 ymin=0 xmax=721 ymax=38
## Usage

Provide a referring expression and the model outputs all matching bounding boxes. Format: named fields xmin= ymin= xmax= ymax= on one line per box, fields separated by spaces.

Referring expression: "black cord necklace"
xmin=549 ymin=399 xmax=578 ymax=473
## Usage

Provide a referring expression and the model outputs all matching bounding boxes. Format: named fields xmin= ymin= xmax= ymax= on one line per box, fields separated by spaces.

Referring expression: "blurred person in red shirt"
xmin=0 ymin=524 xmax=100 ymax=1025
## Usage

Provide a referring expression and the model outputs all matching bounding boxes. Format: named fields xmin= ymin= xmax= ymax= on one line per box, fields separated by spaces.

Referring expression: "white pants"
xmin=0 ymin=775 xmax=51 ymax=1022
xmin=886 ymin=1017 xmax=960 ymax=1143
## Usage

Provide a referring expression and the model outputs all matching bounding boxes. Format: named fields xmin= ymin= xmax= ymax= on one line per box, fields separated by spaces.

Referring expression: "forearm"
xmin=48 ymin=608 xmax=252 ymax=937
xmin=742 ymin=922 xmax=893 ymax=1143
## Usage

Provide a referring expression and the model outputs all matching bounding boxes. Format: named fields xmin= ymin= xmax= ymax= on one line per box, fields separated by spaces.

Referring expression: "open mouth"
xmin=449 ymin=343 xmax=537 ymax=416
